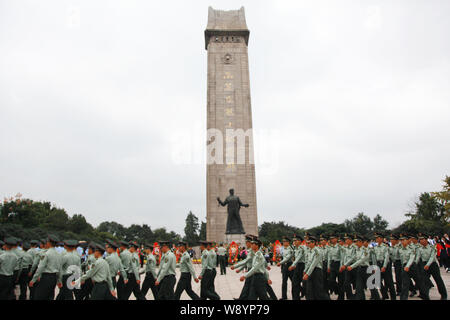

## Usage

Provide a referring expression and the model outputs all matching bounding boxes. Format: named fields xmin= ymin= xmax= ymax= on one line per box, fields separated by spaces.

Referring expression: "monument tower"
xmin=205 ymin=7 xmax=258 ymax=243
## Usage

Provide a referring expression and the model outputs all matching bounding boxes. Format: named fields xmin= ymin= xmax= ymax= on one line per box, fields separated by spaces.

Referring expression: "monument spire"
xmin=205 ymin=7 xmax=258 ymax=244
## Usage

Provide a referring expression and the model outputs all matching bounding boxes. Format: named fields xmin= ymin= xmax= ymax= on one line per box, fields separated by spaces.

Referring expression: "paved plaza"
xmin=146 ymin=263 xmax=450 ymax=300
xmin=16 ymin=263 xmax=449 ymax=300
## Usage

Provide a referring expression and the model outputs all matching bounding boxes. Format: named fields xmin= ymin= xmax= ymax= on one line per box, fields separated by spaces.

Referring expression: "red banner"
xmin=273 ymin=240 xmax=281 ymax=262
xmin=228 ymin=241 xmax=239 ymax=264
xmin=152 ymin=242 xmax=161 ymax=264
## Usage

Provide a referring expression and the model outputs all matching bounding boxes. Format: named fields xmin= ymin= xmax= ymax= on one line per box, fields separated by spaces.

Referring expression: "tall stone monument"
xmin=205 ymin=7 xmax=258 ymax=244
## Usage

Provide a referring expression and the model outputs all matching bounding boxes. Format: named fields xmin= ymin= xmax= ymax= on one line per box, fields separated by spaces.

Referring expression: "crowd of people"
xmin=0 ymin=232 xmax=448 ymax=300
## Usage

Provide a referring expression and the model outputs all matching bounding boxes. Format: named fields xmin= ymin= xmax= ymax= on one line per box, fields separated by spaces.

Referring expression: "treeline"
xmin=258 ymin=176 xmax=450 ymax=243
xmin=1 ymin=176 xmax=448 ymax=245
xmin=0 ymin=197 xmax=182 ymax=244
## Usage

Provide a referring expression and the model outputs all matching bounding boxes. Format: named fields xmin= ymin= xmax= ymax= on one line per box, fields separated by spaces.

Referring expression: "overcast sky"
xmin=1 ymin=0 xmax=449 ymax=235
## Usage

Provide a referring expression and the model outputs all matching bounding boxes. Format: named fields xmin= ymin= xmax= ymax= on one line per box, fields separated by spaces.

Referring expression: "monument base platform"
xmin=225 ymin=234 xmax=246 ymax=245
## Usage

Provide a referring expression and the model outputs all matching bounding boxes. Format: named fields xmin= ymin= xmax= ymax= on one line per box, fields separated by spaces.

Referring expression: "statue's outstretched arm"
xmin=217 ymin=197 xmax=227 ymax=206
xmin=238 ymin=197 xmax=249 ymax=208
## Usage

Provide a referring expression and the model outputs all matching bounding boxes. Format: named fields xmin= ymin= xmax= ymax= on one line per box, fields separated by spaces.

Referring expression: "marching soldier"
xmin=340 ymin=234 xmax=357 ymax=300
xmin=57 ymin=239 xmax=81 ymax=300
xmin=409 ymin=234 xmax=425 ymax=297
xmin=29 ymin=239 xmax=46 ymax=300
xmin=78 ymin=242 xmax=96 ymax=300
xmin=18 ymin=242 xmax=33 ymax=300
xmin=217 ymin=243 xmax=227 ymax=275
xmin=303 ymin=236 xmax=330 ymax=300
xmin=117 ymin=240 xmax=132 ymax=300
xmin=209 ymin=242 xmax=218 ymax=293
xmin=198 ymin=241 xmax=220 ymax=300
xmin=26 ymin=241 xmax=39 ymax=298
xmin=0 ymin=238 xmax=19 ymax=300
xmin=327 ymin=234 xmax=344 ymax=300
xmin=417 ymin=233 xmax=447 ymax=300
xmin=372 ymin=233 xmax=396 ymax=300
xmin=288 ymin=235 xmax=306 ymax=300
xmin=231 ymin=235 xmax=255 ymax=299
xmin=207 ymin=241 xmax=220 ymax=298
xmin=277 ymin=237 xmax=294 ymax=300
xmin=141 ymin=243 xmax=158 ymax=299
xmin=174 ymin=241 xmax=200 ymax=300
xmin=155 ymin=240 xmax=176 ymax=300
xmin=240 ymin=237 xmax=268 ymax=300
xmin=29 ymin=234 xmax=62 ymax=300
xmin=105 ymin=240 xmax=128 ymax=291
xmin=389 ymin=234 xmax=402 ymax=296
xmin=398 ymin=234 xmax=429 ymax=300
xmin=80 ymin=244 xmax=116 ymax=300
xmin=346 ymin=235 xmax=370 ymax=300
xmin=319 ymin=235 xmax=330 ymax=295
xmin=127 ymin=241 xmax=145 ymax=300
xmin=10 ymin=238 xmax=24 ymax=299
xmin=263 ymin=258 xmax=278 ymax=300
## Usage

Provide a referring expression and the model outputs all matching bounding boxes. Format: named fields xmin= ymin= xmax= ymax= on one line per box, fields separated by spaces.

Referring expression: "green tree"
xmin=68 ymin=214 xmax=94 ymax=234
xmin=41 ymin=208 xmax=70 ymax=231
xmin=396 ymin=192 xmax=449 ymax=235
xmin=153 ymin=227 xmax=181 ymax=243
xmin=199 ymin=221 xmax=207 ymax=241
xmin=344 ymin=212 xmax=374 ymax=236
xmin=96 ymin=221 xmax=127 ymax=239
xmin=183 ymin=211 xmax=200 ymax=244
xmin=406 ymin=193 xmax=445 ymax=222
xmin=258 ymin=221 xmax=304 ymax=244
xmin=306 ymin=223 xmax=348 ymax=237
xmin=372 ymin=214 xmax=389 ymax=233
xmin=431 ymin=176 xmax=450 ymax=222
